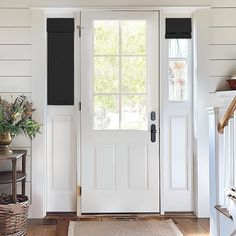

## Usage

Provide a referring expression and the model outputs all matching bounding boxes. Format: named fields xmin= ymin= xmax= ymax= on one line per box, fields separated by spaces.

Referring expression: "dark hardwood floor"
xmin=27 ymin=214 xmax=210 ymax=236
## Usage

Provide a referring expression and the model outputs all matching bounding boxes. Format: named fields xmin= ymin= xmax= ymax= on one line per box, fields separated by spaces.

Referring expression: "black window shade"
xmin=165 ymin=18 xmax=192 ymax=39
xmin=47 ymin=18 xmax=74 ymax=105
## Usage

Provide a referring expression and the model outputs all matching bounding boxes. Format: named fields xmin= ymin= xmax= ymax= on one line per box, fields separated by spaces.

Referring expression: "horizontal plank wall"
xmin=0 ymin=0 xmax=32 ymax=201
xmin=0 ymin=0 xmax=227 ymax=218
xmin=193 ymin=4 xmax=236 ymax=218
xmin=211 ymin=0 xmax=236 ymax=7
xmin=0 ymin=9 xmax=30 ymax=26
xmin=0 ymin=0 xmax=30 ymax=8
xmin=209 ymin=8 xmax=236 ymax=85
xmin=207 ymin=3 xmax=236 ymax=228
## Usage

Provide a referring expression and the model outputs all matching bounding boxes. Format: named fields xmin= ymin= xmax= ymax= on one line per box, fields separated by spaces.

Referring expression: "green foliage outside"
xmin=94 ymin=57 xmax=119 ymax=93
xmin=93 ymin=20 xmax=147 ymax=129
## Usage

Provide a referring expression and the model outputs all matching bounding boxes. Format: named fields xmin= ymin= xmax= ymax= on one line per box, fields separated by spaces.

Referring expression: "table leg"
xmin=22 ymin=153 xmax=26 ymax=195
xmin=12 ymin=159 xmax=17 ymax=203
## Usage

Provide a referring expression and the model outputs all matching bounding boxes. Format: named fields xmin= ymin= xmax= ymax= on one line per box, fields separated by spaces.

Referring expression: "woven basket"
xmin=0 ymin=195 xmax=29 ymax=236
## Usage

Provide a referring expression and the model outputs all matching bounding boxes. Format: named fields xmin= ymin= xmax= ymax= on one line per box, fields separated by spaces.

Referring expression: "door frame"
xmin=45 ymin=10 xmax=81 ymax=213
xmin=31 ymin=9 xmax=47 ymax=218
xmin=31 ymin=6 xmax=201 ymax=218
xmin=31 ymin=8 xmax=81 ymax=217
xmin=80 ymin=10 xmax=160 ymax=214
xmin=160 ymin=12 xmax=194 ymax=213
xmin=31 ymin=7 xmax=161 ymax=217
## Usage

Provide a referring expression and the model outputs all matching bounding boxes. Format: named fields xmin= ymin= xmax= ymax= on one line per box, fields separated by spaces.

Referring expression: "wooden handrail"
xmin=218 ymin=96 xmax=236 ymax=134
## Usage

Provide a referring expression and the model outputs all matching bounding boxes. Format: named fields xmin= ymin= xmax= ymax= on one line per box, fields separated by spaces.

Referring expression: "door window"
xmin=93 ymin=20 xmax=147 ymax=130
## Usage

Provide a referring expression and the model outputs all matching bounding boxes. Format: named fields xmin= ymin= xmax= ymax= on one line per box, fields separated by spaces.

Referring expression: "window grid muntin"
xmin=93 ymin=20 xmax=148 ymax=130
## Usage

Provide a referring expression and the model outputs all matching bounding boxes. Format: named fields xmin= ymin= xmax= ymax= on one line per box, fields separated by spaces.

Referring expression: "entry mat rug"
xmin=68 ymin=219 xmax=183 ymax=236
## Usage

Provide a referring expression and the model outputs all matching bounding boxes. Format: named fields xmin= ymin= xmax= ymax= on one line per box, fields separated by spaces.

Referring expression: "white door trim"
xmin=31 ymin=8 xmax=47 ymax=218
xmin=31 ymin=6 xmax=204 ymax=218
xmin=80 ymin=10 xmax=160 ymax=213
xmin=31 ymin=8 xmax=81 ymax=217
xmin=160 ymin=12 xmax=194 ymax=214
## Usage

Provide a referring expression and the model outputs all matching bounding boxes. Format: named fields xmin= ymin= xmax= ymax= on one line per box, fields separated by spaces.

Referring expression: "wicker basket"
xmin=0 ymin=195 xmax=29 ymax=236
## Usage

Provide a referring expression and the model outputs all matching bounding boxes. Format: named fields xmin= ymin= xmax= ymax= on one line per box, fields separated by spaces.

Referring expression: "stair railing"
xmin=218 ymin=96 xmax=236 ymax=134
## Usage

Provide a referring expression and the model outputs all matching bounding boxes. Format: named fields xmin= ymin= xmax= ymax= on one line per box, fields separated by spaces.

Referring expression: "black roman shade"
xmin=47 ymin=18 xmax=74 ymax=105
xmin=165 ymin=18 xmax=192 ymax=39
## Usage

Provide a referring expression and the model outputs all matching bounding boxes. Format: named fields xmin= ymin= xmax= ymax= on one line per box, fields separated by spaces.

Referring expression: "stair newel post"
xmin=208 ymin=107 xmax=220 ymax=236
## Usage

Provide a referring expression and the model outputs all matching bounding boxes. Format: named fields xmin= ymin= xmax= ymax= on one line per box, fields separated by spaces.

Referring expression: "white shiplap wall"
xmin=0 ymin=0 xmax=232 ymax=218
xmin=209 ymin=5 xmax=236 ymax=231
xmin=0 ymin=0 xmax=32 ymax=199
xmin=210 ymin=8 xmax=236 ymax=87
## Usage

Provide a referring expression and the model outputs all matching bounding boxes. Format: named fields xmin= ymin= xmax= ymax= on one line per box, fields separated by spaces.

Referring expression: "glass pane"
xmin=121 ymin=95 xmax=147 ymax=130
xmin=94 ymin=21 xmax=119 ymax=55
xmin=122 ymin=57 xmax=146 ymax=93
xmin=169 ymin=60 xmax=187 ymax=101
xmin=94 ymin=95 xmax=119 ymax=130
xmin=169 ymin=39 xmax=188 ymax=58
xmin=121 ymin=21 xmax=146 ymax=55
xmin=94 ymin=57 xmax=119 ymax=93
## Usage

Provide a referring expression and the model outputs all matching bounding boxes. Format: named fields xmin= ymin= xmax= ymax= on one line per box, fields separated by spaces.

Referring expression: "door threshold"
xmin=45 ymin=212 xmax=196 ymax=220
xmin=79 ymin=212 xmax=195 ymax=219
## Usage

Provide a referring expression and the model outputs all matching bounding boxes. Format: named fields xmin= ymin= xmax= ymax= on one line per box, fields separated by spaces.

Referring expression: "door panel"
xmin=81 ymin=11 xmax=159 ymax=213
xmin=129 ymin=144 xmax=148 ymax=189
xmin=95 ymin=145 xmax=116 ymax=190
xmin=47 ymin=106 xmax=77 ymax=212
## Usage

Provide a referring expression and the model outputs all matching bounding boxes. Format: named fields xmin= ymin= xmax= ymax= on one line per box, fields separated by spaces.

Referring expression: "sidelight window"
xmin=168 ymin=39 xmax=190 ymax=102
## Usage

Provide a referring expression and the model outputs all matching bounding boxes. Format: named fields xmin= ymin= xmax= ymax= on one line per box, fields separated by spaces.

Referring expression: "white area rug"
xmin=68 ymin=219 xmax=183 ymax=236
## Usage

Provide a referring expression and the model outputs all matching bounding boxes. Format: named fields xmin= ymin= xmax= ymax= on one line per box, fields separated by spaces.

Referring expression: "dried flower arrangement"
xmin=0 ymin=95 xmax=41 ymax=140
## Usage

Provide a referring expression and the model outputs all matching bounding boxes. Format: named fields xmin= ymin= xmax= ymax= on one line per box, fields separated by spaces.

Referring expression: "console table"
xmin=0 ymin=150 xmax=27 ymax=203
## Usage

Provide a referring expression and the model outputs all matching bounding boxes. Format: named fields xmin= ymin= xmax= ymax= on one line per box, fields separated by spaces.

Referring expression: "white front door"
xmin=81 ymin=11 xmax=159 ymax=213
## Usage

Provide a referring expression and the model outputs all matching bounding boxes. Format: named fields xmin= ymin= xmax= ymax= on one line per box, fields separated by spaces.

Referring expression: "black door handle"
xmin=151 ymin=124 xmax=157 ymax=142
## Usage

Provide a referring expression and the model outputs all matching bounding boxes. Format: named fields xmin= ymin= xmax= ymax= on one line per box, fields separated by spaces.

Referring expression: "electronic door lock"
xmin=151 ymin=111 xmax=156 ymax=121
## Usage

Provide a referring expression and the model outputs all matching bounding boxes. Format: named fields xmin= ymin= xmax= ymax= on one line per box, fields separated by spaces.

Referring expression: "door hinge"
xmin=79 ymin=102 xmax=81 ymax=111
xmin=77 ymin=186 xmax=82 ymax=196
xmin=77 ymin=25 xmax=84 ymax=37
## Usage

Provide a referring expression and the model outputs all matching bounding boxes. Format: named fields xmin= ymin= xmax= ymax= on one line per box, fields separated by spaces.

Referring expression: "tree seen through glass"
xmin=93 ymin=20 xmax=147 ymax=130
xmin=168 ymin=39 xmax=188 ymax=101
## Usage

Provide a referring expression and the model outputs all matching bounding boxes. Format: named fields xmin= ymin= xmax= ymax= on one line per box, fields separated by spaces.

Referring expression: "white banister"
xmin=234 ymin=111 xmax=236 ymax=188
xmin=208 ymin=97 xmax=236 ymax=235
xmin=218 ymin=117 xmax=225 ymax=206
xmin=229 ymin=119 xmax=234 ymax=188
xmin=224 ymin=125 xmax=230 ymax=207
xmin=224 ymin=120 xmax=235 ymax=208
xmin=228 ymin=111 xmax=236 ymax=223
xmin=218 ymin=96 xmax=236 ymax=134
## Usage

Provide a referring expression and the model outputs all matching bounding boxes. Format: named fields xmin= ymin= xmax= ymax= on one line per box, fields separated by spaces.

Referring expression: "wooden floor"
xmin=27 ymin=214 xmax=210 ymax=236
